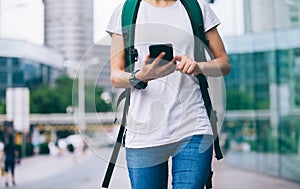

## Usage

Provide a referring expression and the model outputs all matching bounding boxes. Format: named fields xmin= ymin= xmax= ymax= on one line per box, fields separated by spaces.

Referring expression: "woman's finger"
xmin=152 ymin=52 xmax=166 ymax=64
xmin=186 ymin=63 xmax=196 ymax=74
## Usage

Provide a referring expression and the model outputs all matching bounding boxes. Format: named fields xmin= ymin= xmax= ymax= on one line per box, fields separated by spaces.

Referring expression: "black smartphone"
xmin=149 ymin=43 xmax=173 ymax=63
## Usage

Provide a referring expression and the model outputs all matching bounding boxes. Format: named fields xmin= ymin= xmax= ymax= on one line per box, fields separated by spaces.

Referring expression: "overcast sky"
xmin=0 ymin=0 xmax=244 ymax=46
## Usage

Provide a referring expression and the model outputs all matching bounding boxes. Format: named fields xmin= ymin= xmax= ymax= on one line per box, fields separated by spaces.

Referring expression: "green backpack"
xmin=102 ymin=0 xmax=223 ymax=188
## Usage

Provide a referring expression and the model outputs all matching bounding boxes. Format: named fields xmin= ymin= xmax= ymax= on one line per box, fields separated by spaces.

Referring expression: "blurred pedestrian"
xmin=0 ymin=142 xmax=5 ymax=178
xmin=3 ymin=135 xmax=19 ymax=187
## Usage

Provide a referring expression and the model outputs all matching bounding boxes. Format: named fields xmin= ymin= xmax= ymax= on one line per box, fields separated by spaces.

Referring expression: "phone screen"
xmin=149 ymin=43 xmax=173 ymax=63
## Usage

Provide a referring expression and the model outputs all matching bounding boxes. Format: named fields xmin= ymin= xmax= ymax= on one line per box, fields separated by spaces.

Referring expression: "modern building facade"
xmin=244 ymin=0 xmax=300 ymax=33
xmin=221 ymin=0 xmax=300 ymax=183
xmin=43 ymin=0 xmax=93 ymax=63
xmin=0 ymin=39 xmax=65 ymax=100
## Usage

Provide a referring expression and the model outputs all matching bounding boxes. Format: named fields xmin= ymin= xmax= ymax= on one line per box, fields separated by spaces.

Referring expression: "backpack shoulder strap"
xmin=180 ymin=0 xmax=207 ymax=47
xmin=181 ymin=1 xmax=223 ymax=188
xmin=121 ymin=0 xmax=141 ymax=72
xmin=181 ymin=0 xmax=223 ymax=159
xmin=102 ymin=2 xmax=141 ymax=188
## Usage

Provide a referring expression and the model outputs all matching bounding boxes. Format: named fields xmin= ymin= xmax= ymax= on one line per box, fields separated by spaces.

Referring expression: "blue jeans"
xmin=126 ymin=135 xmax=213 ymax=189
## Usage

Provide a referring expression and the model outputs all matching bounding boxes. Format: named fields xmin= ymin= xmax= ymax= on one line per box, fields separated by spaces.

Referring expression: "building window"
xmin=12 ymin=58 xmax=20 ymax=67
xmin=0 ymin=57 xmax=7 ymax=67
xmin=12 ymin=71 xmax=24 ymax=85
xmin=289 ymin=4 xmax=299 ymax=24
xmin=0 ymin=72 xmax=8 ymax=83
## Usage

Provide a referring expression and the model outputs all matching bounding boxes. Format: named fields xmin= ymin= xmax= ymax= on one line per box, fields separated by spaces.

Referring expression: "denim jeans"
xmin=126 ymin=135 xmax=213 ymax=189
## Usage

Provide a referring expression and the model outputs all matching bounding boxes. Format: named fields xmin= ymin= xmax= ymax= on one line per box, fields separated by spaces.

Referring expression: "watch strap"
xmin=130 ymin=70 xmax=148 ymax=89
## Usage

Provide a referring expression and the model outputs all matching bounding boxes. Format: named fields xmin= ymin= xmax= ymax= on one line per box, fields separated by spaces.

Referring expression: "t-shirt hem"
xmin=125 ymin=130 xmax=213 ymax=149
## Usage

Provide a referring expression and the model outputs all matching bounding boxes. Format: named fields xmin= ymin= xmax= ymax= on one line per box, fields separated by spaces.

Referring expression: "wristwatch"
xmin=129 ymin=69 xmax=148 ymax=89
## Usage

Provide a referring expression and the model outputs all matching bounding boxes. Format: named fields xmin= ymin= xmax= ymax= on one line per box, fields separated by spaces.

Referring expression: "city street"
xmin=1 ymin=147 xmax=130 ymax=189
xmin=1 ymin=0 xmax=300 ymax=188
xmin=1 ymin=147 xmax=300 ymax=189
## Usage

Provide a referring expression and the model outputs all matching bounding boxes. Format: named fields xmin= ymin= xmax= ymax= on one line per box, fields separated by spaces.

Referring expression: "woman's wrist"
xmin=196 ymin=62 xmax=205 ymax=75
xmin=135 ymin=70 xmax=148 ymax=82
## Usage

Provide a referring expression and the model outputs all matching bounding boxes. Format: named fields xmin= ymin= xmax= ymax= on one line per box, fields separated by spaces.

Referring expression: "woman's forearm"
xmin=110 ymin=70 xmax=132 ymax=88
xmin=198 ymin=55 xmax=231 ymax=77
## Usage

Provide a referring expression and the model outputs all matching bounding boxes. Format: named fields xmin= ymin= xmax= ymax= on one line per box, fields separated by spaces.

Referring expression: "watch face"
xmin=130 ymin=70 xmax=140 ymax=86
xmin=130 ymin=77 xmax=140 ymax=87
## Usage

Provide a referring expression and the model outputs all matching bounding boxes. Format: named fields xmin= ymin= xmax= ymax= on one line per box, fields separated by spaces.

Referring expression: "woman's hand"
xmin=175 ymin=27 xmax=232 ymax=77
xmin=135 ymin=52 xmax=176 ymax=82
xmin=175 ymin=55 xmax=202 ymax=75
xmin=110 ymin=34 xmax=176 ymax=88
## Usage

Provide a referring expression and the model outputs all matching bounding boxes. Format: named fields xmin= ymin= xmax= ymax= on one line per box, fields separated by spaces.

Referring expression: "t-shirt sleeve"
xmin=106 ymin=2 xmax=124 ymax=36
xmin=198 ymin=0 xmax=221 ymax=32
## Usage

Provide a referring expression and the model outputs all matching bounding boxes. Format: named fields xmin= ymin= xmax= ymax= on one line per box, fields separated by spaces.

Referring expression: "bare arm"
xmin=110 ymin=34 xmax=132 ymax=88
xmin=176 ymin=27 xmax=231 ymax=77
xmin=202 ymin=27 xmax=231 ymax=76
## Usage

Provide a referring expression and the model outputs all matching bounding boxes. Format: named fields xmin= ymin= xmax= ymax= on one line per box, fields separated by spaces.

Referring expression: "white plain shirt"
xmin=106 ymin=0 xmax=220 ymax=148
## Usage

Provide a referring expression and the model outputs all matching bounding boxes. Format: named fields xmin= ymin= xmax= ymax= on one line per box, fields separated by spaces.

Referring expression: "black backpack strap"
xmin=206 ymin=170 xmax=214 ymax=188
xmin=180 ymin=0 xmax=223 ymax=160
xmin=102 ymin=89 xmax=130 ymax=188
xmin=181 ymin=0 xmax=223 ymax=188
xmin=180 ymin=0 xmax=208 ymax=55
xmin=102 ymin=0 xmax=141 ymax=188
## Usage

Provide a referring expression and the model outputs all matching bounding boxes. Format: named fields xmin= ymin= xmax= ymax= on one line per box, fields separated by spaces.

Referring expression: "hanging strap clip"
xmin=130 ymin=48 xmax=139 ymax=62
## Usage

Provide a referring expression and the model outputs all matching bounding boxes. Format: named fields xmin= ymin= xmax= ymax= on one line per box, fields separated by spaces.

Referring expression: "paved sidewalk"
xmin=1 ymin=151 xmax=90 ymax=187
xmin=4 ymin=148 xmax=300 ymax=189
xmin=212 ymin=159 xmax=300 ymax=189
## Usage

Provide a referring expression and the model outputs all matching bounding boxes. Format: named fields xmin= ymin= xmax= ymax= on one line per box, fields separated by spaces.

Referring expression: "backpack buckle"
xmin=131 ymin=48 xmax=139 ymax=62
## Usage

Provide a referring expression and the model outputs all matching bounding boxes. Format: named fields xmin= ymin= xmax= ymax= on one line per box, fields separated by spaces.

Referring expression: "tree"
xmin=85 ymin=85 xmax=112 ymax=112
xmin=30 ymin=76 xmax=112 ymax=113
xmin=0 ymin=102 xmax=5 ymax=114
xmin=30 ymin=84 xmax=64 ymax=113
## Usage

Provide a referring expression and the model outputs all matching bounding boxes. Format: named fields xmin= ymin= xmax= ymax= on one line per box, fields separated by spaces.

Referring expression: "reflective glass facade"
xmin=223 ymin=33 xmax=300 ymax=183
xmin=220 ymin=0 xmax=300 ymax=182
xmin=0 ymin=56 xmax=62 ymax=100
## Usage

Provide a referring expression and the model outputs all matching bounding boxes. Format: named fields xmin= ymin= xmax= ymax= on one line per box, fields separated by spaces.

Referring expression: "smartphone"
xmin=149 ymin=43 xmax=173 ymax=63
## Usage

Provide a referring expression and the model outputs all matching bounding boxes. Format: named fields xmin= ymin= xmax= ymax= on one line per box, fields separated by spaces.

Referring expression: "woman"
xmin=106 ymin=0 xmax=231 ymax=188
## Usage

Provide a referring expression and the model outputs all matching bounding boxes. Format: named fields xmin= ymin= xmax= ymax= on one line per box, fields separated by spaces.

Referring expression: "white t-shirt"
xmin=106 ymin=0 xmax=220 ymax=148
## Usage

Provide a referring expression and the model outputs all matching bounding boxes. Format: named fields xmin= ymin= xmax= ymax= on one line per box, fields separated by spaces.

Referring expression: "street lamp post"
xmin=76 ymin=57 xmax=100 ymax=132
xmin=64 ymin=60 xmax=86 ymax=132
xmin=78 ymin=65 xmax=86 ymax=131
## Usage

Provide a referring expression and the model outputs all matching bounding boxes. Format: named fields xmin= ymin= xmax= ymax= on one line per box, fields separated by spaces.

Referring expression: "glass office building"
xmin=0 ymin=39 xmax=65 ymax=100
xmin=218 ymin=0 xmax=300 ymax=182
xmin=43 ymin=0 xmax=93 ymax=63
xmin=222 ymin=27 xmax=300 ymax=183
